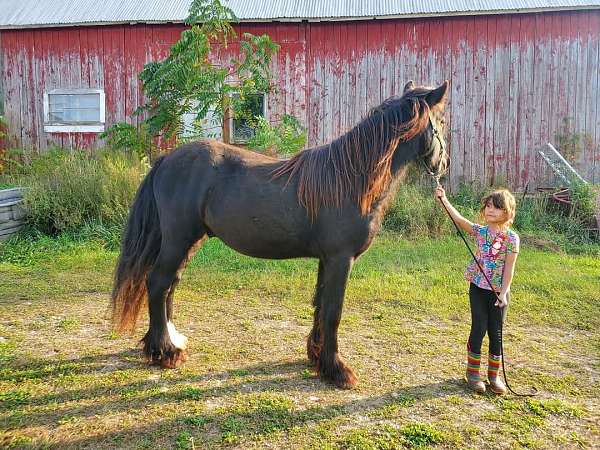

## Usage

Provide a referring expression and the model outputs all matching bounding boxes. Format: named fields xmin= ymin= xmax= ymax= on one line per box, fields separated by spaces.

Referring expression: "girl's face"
xmin=483 ymin=201 xmax=509 ymax=226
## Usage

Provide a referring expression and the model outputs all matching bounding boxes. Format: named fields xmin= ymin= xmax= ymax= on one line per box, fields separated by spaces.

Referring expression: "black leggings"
xmin=468 ymin=283 xmax=507 ymax=355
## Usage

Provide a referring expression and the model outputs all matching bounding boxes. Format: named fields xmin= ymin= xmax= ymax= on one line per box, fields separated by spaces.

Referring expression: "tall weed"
xmin=383 ymin=181 xmax=599 ymax=250
xmin=5 ymin=149 xmax=148 ymax=235
xmin=383 ymin=183 xmax=451 ymax=238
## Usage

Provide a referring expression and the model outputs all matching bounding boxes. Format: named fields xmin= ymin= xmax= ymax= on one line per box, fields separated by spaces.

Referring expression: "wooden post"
xmin=222 ymin=95 xmax=231 ymax=145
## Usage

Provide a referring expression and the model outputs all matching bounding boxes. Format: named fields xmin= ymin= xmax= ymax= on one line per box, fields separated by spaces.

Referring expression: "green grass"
xmin=0 ymin=233 xmax=598 ymax=449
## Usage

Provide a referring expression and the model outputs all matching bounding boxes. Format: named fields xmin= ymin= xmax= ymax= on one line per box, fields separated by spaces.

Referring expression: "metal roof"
xmin=1 ymin=0 xmax=599 ymax=29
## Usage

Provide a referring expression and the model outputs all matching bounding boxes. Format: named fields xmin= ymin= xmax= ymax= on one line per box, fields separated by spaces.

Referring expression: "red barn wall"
xmin=1 ymin=10 xmax=599 ymax=189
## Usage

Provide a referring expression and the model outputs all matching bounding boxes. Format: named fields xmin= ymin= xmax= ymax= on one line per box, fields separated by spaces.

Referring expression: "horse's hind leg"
xmin=166 ymin=238 xmax=206 ymax=321
xmin=143 ymin=234 xmax=205 ymax=368
xmin=317 ymin=255 xmax=357 ymax=389
xmin=164 ymin=237 xmax=207 ymax=352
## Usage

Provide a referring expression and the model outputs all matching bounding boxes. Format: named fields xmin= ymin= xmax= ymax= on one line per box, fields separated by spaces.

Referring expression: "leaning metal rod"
xmin=434 ymin=178 xmax=537 ymax=397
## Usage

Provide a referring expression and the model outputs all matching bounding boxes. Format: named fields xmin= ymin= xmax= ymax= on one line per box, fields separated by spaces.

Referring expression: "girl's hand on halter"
xmin=495 ymin=291 xmax=509 ymax=308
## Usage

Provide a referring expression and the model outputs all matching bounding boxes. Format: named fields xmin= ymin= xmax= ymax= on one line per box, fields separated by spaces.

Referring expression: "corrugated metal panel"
xmin=0 ymin=0 xmax=190 ymax=28
xmin=0 ymin=0 xmax=599 ymax=28
xmin=235 ymin=0 xmax=600 ymax=19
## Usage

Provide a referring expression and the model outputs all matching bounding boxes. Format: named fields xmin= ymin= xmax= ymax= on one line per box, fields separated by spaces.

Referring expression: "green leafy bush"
xmin=570 ymin=181 xmax=598 ymax=224
xmin=99 ymin=0 xmax=306 ymax=160
xmin=513 ymin=184 xmax=598 ymax=246
xmin=134 ymin=0 xmax=279 ymax=142
xmin=99 ymin=122 xmax=154 ymax=159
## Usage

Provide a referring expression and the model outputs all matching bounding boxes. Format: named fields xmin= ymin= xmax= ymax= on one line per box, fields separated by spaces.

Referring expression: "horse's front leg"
xmin=317 ymin=255 xmax=357 ymax=389
xmin=307 ymin=260 xmax=325 ymax=366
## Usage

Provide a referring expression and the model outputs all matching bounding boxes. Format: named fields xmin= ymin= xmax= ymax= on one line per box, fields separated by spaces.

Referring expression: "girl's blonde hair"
xmin=479 ymin=189 xmax=516 ymax=227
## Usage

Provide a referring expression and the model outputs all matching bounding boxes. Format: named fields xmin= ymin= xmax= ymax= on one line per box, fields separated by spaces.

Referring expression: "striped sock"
xmin=466 ymin=349 xmax=482 ymax=381
xmin=488 ymin=354 xmax=502 ymax=381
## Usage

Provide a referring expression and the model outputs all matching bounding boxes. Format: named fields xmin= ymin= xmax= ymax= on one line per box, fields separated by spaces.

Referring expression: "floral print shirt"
xmin=464 ymin=224 xmax=520 ymax=292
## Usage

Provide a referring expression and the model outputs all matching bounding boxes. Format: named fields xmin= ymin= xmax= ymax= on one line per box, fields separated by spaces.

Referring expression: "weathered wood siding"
xmin=305 ymin=11 xmax=600 ymax=188
xmin=1 ymin=10 xmax=599 ymax=189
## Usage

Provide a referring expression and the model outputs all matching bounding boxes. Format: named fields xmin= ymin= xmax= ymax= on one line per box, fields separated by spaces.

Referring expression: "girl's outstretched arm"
xmin=435 ymin=186 xmax=474 ymax=234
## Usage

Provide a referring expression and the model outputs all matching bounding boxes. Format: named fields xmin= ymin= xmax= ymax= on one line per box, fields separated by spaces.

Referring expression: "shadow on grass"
xmin=1 ymin=352 xmax=320 ymax=426
xmin=0 ymin=349 xmax=142 ymax=383
xmin=36 ymin=379 xmax=464 ymax=449
xmin=1 ymin=349 xmax=463 ymax=441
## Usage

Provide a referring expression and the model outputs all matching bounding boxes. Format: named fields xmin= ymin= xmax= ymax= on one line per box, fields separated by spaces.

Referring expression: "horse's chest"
xmin=344 ymin=219 xmax=380 ymax=258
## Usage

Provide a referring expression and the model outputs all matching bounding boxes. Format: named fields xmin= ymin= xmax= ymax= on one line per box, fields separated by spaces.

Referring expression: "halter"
xmin=420 ymin=110 xmax=448 ymax=186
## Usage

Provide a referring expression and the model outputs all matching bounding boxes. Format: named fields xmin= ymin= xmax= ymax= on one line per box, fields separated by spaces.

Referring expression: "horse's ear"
xmin=425 ymin=80 xmax=449 ymax=107
xmin=403 ymin=80 xmax=415 ymax=93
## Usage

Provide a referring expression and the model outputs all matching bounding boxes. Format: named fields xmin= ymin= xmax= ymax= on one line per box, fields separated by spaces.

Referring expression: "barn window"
xmin=230 ymin=93 xmax=266 ymax=143
xmin=180 ymin=103 xmax=222 ymax=140
xmin=43 ymin=89 xmax=105 ymax=133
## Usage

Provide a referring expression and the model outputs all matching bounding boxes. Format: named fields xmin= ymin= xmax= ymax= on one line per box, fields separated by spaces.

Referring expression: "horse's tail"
xmin=111 ymin=156 xmax=165 ymax=332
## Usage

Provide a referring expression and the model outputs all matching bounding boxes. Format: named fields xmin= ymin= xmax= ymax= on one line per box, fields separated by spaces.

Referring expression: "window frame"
xmin=43 ymin=88 xmax=106 ymax=133
xmin=229 ymin=92 xmax=267 ymax=144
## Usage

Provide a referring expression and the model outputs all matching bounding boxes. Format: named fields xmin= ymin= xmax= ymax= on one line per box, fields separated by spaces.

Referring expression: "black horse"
xmin=112 ymin=80 xmax=449 ymax=389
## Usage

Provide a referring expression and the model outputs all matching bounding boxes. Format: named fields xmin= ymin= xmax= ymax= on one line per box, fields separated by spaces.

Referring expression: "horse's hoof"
xmin=144 ymin=347 xmax=188 ymax=368
xmin=159 ymin=348 xmax=188 ymax=369
xmin=141 ymin=326 xmax=188 ymax=369
xmin=319 ymin=356 xmax=358 ymax=389
xmin=332 ymin=365 xmax=358 ymax=389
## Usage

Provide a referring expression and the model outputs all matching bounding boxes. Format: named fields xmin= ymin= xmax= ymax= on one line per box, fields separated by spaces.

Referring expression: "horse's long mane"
xmin=272 ymin=89 xmax=433 ymax=217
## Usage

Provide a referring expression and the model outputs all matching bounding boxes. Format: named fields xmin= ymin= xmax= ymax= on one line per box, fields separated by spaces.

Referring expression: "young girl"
xmin=435 ymin=186 xmax=519 ymax=395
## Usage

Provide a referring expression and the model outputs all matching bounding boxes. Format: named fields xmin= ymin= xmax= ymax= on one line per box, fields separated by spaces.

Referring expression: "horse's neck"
xmin=368 ymin=140 xmax=418 ymax=220
xmin=368 ymin=167 xmax=408 ymax=223
xmin=391 ymin=140 xmax=419 ymax=177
